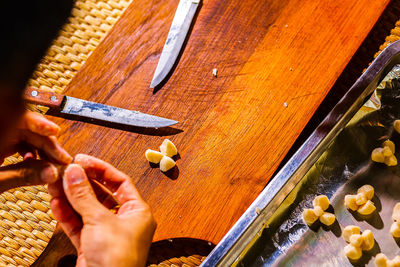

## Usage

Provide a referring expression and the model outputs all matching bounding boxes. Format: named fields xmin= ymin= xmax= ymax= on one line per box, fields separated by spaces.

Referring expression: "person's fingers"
xmin=47 ymin=178 xmax=64 ymax=198
xmin=89 ymin=180 xmax=119 ymax=210
xmin=20 ymin=131 xmax=72 ymax=165
xmin=76 ymin=252 xmax=87 ymax=267
xmin=74 ymin=154 xmax=150 ymax=218
xmin=48 ymin=180 xmax=82 ymax=249
xmin=63 ymin=164 xmax=110 ymax=223
xmin=74 ymin=154 xmax=127 ymax=190
xmin=0 ymin=159 xmax=59 ymax=192
xmin=20 ymin=111 xmax=60 ymax=136
xmin=74 ymin=154 xmax=144 ymax=202
xmin=50 ymin=197 xmax=82 ymax=248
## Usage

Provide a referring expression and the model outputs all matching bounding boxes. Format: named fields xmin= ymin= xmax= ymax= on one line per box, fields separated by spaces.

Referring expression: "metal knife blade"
xmin=24 ymin=87 xmax=178 ymax=128
xmin=150 ymin=0 xmax=201 ymax=89
xmin=61 ymin=96 xmax=178 ymax=128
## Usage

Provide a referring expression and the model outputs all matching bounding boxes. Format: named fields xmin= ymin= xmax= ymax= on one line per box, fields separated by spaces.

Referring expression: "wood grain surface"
xmin=48 ymin=0 xmax=390 ymax=248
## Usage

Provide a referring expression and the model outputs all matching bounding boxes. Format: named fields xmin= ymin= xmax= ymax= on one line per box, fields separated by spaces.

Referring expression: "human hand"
xmin=0 ymin=110 xmax=72 ymax=163
xmin=48 ymin=154 xmax=156 ymax=267
xmin=0 ymin=111 xmax=72 ymax=192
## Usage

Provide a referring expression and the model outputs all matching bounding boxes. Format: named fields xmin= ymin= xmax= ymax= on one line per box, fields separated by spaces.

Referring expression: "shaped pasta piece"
xmin=383 ymin=140 xmax=395 ymax=154
xmin=344 ymin=244 xmax=362 ymax=260
xmin=343 ymin=226 xmax=375 ymax=260
xmin=343 ymin=225 xmax=360 ymax=243
xmin=145 ymin=149 xmax=164 ymax=164
xmin=159 ymin=156 xmax=176 ymax=172
xmin=371 ymin=139 xmax=398 ymax=166
xmin=357 ymin=185 xmax=374 ymax=200
xmin=344 ymin=195 xmax=358 ymax=211
xmin=344 ymin=185 xmax=376 ymax=215
xmin=160 ymin=139 xmax=178 ymax=157
xmin=393 ymin=203 xmax=400 ymax=222
xmin=313 ymin=195 xmax=330 ymax=211
xmin=302 ymin=195 xmax=334 ymax=227
xmin=371 ymin=148 xmax=385 ymax=163
xmin=394 ymin=120 xmax=400 ymax=134
xmin=357 ymin=200 xmax=376 ymax=215
xmin=302 ymin=209 xmax=318 ymax=226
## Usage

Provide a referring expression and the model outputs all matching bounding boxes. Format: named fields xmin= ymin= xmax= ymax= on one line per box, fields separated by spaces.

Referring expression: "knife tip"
xmin=168 ymin=120 xmax=179 ymax=126
xmin=149 ymin=80 xmax=158 ymax=90
xmin=153 ymin=119 xmax=179 ymax=128
xmin=150 ymin=70 xmax=168 ymax=91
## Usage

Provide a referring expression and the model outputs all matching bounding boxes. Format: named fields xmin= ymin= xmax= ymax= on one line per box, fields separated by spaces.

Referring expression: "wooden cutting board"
xmin=44 ymin=0 xmax=389 ymax=255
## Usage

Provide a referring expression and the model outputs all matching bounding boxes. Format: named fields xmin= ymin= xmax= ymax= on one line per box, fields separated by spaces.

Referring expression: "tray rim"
xmin=200 ymin=40 xmax=400 ymax=267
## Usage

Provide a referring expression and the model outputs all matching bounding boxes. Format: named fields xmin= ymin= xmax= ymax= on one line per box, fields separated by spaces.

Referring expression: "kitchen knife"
xmin=24 ymin=87 xmax=178 ymax=128
xmin=150 ymin=0 xmax=201 ymax=89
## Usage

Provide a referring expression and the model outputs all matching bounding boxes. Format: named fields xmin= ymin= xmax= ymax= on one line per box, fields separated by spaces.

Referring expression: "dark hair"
xmin=0 ymin=1 xmax=73 ymax=94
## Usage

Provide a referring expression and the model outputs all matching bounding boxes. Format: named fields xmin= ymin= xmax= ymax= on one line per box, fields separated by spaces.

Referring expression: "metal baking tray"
xmin=200 ymin=40 xmax=400 ymax=267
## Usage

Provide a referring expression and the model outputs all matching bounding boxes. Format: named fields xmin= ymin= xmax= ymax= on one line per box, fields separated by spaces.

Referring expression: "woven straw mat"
xmin=2 ymin=1 xmax=399 ymax=267
xmin=1 ymin=0 xmax=131 ymax=266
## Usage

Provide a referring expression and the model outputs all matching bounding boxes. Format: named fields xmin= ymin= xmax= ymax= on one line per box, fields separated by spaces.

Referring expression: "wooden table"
xmin=43 ymin=0 xmax=390 ymax=259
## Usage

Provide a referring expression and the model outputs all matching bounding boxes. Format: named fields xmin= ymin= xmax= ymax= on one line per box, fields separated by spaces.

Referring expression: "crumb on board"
xmin=213 ymin=68 xmax=218 ymax=77
xmin=285 ymin=24 xmax=289 ymax=28
xmin=255 ymin=207 xmax=261 ymax=215
xmin=283 ymin=102 xmax=288 ymax=108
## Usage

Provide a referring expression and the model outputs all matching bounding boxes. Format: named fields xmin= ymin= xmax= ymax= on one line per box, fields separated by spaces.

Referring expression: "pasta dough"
xmin=145 ymin=149 xmax=164 ymax=164
xmin=375 ymin=253 xmax=400 ymax=267
xmin=343 ymin=225 xmax=375 ymax=260
xmin=302 ymin=195 xmax=335 ymax=226
xmin=394 ymin=119 xmax=400 ymax=134
xmin=160 ymin=139 xmax=178 ymax=157
xmin=371 ymin=139 xmax=398 ymax=166
xmin=344 ymin=185 xmax=376 ymax=215
xmin=391 ymin=203 xmax=400 ymax=238
xmin=145 ymin=139 xmax=179 ymax=172
xmin=159 ymin=156 xmax=176 ymax=172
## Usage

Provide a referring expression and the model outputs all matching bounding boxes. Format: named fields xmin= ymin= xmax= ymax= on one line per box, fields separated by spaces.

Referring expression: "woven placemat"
xmin=1 ymin=1 xmax=398 ymax=267
xmin=147 ymin=238 xmax=215 ymax=267
xmin=376 ymin=20 xmax=400 ymax=58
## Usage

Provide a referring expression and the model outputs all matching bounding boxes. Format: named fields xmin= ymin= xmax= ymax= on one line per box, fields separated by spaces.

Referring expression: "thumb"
xmin=63 ymin=164 xmax=108 ymax=222
xmin=0 ymin=159 xmax=59 ymax=192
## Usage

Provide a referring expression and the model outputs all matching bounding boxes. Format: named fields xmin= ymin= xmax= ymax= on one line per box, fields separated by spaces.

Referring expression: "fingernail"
xmin=51 ymin=124 xmax=61 ymax=135
xmin=65 ymin=164 xmax=85 ymax=185
xmin=61 ymin=150 xmax=73 ymax=165
xmin=74 ymin=154 xmax=83 ymax=162
xmin=50 ymin=125 xmax=61 ymax=136
xmin=23 ymin=152 xmax=35 ymax=160
xmin=41 ymin=164 xmax=58 ymax=183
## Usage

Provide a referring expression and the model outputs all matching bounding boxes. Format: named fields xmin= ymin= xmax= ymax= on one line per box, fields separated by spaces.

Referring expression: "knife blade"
xmin=24 ymin=87 xmax=178 ymax=128
xmin=150 ymin=0 xmax=201 ymax=89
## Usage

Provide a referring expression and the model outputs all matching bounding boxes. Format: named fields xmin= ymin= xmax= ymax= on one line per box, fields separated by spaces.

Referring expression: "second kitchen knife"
xmin=150 ymin=0 xmax=201 ymax=89
xmin=24 ymin=87 xmax=178 ymax=128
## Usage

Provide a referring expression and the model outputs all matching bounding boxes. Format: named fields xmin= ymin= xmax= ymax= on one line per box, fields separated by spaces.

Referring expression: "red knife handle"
xmin=24 ymin=87 xmax=64 ymax=109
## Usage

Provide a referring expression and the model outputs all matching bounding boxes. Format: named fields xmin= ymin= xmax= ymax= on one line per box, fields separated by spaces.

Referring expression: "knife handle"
xmin=24 ymin=87 xmax=64 ymax=109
